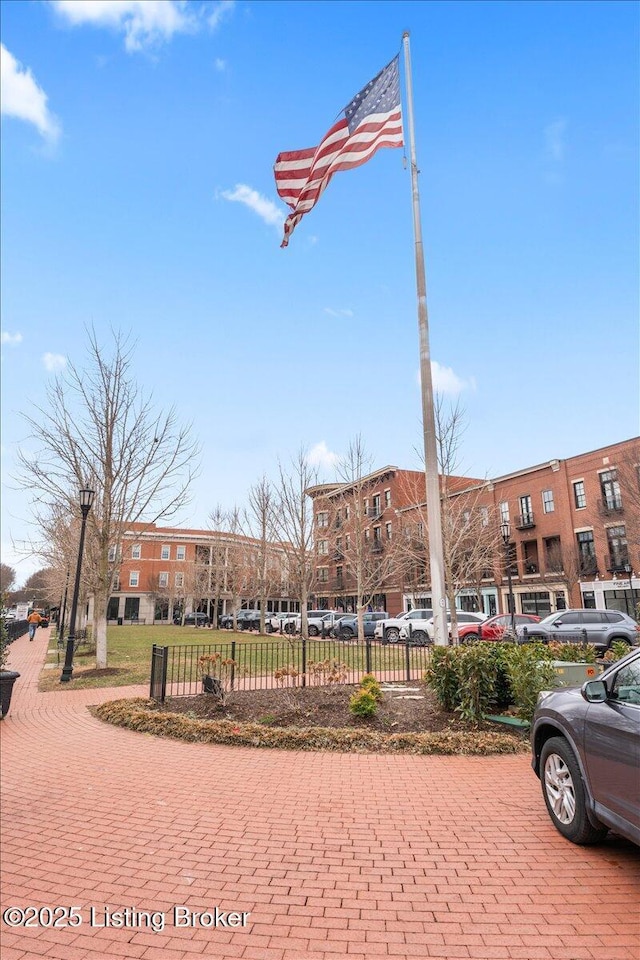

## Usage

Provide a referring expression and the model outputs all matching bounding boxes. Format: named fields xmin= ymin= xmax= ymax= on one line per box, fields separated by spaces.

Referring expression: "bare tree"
xmin=276 ymin=448 xmax=318 ymax=638
xmin=0 ymin=564 xmax=16 ymax=596
xmin=245 ymin=476 xmax=280 ymax=634
xmin=17 ymin=328 xmax=199 ymax=667
xmin=332 ymin=436 xmax=405 ymax=641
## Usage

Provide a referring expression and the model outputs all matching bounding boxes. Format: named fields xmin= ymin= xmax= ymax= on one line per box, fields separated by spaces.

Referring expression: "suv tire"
xmin=308 ymin=625 xmax=319 ymax=637
xmin=540 ymin=737 xmax=608 ymax=845
xmin=384 ymin=627 xmax=400 ymax=642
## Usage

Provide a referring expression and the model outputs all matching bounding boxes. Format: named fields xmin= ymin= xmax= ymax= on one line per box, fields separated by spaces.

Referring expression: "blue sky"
xmin=1 ymin=0 xmax=638 ymax=586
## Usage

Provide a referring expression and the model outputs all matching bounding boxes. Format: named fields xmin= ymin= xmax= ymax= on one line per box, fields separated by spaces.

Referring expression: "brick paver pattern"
xmin=1 ymin=628 xmax=639 ymax=960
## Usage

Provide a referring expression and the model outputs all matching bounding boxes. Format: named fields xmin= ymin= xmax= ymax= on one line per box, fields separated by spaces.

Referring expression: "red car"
xmin=458 ymin=613 xmax=541 ymax=643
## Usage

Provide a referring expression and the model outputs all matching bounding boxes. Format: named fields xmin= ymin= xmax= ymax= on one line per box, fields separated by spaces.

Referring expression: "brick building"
xmin=99 ymin=522 xmax=299 ymax=624
xmin=307 ymin=439 xmax=639 ymax=619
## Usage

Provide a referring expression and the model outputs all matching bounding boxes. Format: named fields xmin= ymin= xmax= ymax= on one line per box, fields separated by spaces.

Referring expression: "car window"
xmin=582 ymin=611 xmax=606 ymax=624
xmin=556 ymin=612 xmax=580 ymax=624
xmin=604 ymin=612 xmax=623 ymax=623
xmin=611 ymin=659 xmax=640 ymax=705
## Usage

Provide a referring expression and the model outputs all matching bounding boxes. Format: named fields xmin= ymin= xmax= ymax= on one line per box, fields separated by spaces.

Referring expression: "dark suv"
xmin=531 ymin=647 xmax=640 ymax=846
xmin=334 ymin=612 xmax=389 ymax=640
xmin=516 ymin=608 xmax=639 ymax=653
xmin=173 ymin=612 xmax=210 ymax=627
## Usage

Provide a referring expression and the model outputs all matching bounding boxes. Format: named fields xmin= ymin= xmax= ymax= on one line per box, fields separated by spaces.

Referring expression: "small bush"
xmin=501 ymin=645 xmax=557 ymax=723
xmin=455 ymin=644 xmax=498 ymax=723
xmin=308 ymin=658 xmax=348 ymax=685
xmin=349 ymin=689 xmax=377 ymax=718
xmin=602 ymin=640 xmax=632 ymax=663
xmin=360 ymin=674 xmax=383 ymax=700
xmin=425 ymin=646 xmax=461 ymax=712
xmin=548 ymin=641 xmax=596 ymax=663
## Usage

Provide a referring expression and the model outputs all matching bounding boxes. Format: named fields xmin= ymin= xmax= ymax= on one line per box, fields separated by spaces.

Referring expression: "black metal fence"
xmin=5 ymin=620 xmax=28 ymax=642
xmin=149 ymin=637 xmax=432 ymax=702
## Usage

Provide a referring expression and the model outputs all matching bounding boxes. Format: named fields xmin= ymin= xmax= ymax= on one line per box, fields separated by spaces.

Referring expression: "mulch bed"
xmin=162 ymin=682 xmax=515 ymax=736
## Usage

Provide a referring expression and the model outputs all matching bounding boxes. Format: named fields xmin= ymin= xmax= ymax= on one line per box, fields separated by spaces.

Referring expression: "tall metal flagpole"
xmin=402 ymin=31 xmax=448 ymax=646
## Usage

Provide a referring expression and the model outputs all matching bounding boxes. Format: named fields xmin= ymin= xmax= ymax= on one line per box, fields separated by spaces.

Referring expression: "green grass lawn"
xmin=40 ymin=625 xmax=431 ymax=692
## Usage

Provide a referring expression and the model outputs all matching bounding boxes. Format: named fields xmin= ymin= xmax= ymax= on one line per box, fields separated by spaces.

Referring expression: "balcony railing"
xmin=606 ymin=553 xmax=630 ymax=573
xmin=578 ymin=557 xmax=598 ymax=578
xmin=598 ymin=497 xmax=624 ymax=517
xmin=524 ymin=562 xmax=539 ymax=574
xmin=371 ymin=540 xmax=384 ymax=553
xmin=515 ymin=512 xmax=536 ymax=530
xmin=333 ymin=550 xmax=344 ymax=561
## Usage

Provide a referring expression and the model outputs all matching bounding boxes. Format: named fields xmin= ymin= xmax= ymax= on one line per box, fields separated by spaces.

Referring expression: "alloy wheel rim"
xmin=544 ymin=753 xmax=576 ymax=824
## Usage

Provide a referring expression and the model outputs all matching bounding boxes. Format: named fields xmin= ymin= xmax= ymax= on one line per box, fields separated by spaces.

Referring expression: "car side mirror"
xmin=553 ymin=621 xmax=563 ymax=628
xmin=582 ymin=679 xmax=608 ymax=703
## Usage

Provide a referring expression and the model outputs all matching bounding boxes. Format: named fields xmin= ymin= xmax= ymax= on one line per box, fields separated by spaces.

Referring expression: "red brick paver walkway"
xmin=1 ymin=629 xmax=639 ymax=960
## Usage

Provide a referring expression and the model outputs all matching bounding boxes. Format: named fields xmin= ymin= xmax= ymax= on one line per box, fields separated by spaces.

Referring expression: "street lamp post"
xmin=60 ymin=488 xmax=95 ymax=683
xmin=57 ymin=567 xmax=70 ymax=646
xmin=624 ymin=563 xmax=635 ymax=618
xmin=501 ymin=521 xmax=516 ymax=634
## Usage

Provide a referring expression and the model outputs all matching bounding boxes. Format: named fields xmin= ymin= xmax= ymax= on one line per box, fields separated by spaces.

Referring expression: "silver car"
xmin=516 ymin=608 xmax=639 ymax=653
xmin=531 ymin=647 xmax=640 ymax=846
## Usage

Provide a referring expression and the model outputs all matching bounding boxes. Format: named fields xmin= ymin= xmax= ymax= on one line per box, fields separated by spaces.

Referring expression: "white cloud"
xmin=209 ymin=1 xmax=235 ymax=31
xmin=421 ymin=361 xmax=475 ymax=396
xmin=42 ymin=352 xmax=67 ymax=372
xmin=324 ymin=307 xmax=354 ymax=319
xmin=214 ymin=57 xmax=226 ymax=72
xmin=220 ymin=183 xmax=284 ymax=228
xmin=50 ymin=0 xmax=197 ymax=53
xmin=0 ymin=44 xmax=60 ymax=142
xmin=1 ymin=331 xmax=23 ymax=346
xmin=307 ymin=442 xmax=340 ymax=471
xmin=544 ymin=118 xmax=567 ymax=163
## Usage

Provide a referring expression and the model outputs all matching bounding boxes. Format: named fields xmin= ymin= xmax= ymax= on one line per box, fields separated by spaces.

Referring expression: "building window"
xmin=318 ymin=567 xmax=328 ymax=583
xmin=112 ymin=576 xmax=121 ymax=592
xmin=372 ymin=494 xmax=381 ymax=515
xmin=606 ymin=525 xmax=628 ymax=571
xmin=385 ymin=522 xmax=392 ymax=540
xmin=520 ymin=592 xmax=552 ymax=617
xmin=480 ymin=507 xmax=489 ymax=527
xmin=176 ymin=545 xmax=186 ymax=560
xmin=555 ymin=592 xmax=567 ymax=610
xmin=345 ymin=505 xmax=350 ymax=521
xmin=499 ymin=501 xmax=509 ymax=525
xmin=600 ymin=470 xmax=622 ymax=511
xmin=131 ymin=544 xmax=141 ymax=559
xmin=108 ymin=545 xmax=122 ymax=562
xmin=542 ymin=490 xmax=555 ymax=513
xmin=573 ymin=481 xmax=586 ymax=509
xmin=159 ymin=572 xmax=169 ymax=588
xmin=373 ymin=525 xmax=382 ymax=541
xmin=318 ymin=540 xmax=328 ymax=555
xmin=345 ymin=534 xmax=351 ymax=550
xmin=363 ymin=498 xmax=369 ymax=516
xmin=175 ymin=572 xmax=184 ymax=588
xmin=129 ymin=571 xmax=139 ymax=587
xmin=161 ymin=545 xmax=170 ymax=560
xmin=519 ymin=495 xmax=533 ymax=525
xmin=317 ymin=511 xmax=329 ymax=528
xmin=384 ymin=489 xmax=391 ymax=508
xmin=576 ymin=530 xmax=596 ymax=575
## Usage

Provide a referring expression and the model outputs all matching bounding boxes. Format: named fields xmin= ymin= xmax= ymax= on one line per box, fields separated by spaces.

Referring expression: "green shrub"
xmin=455 ymin=644 xmax=498 ymax=723
xmin=425 ymin=646 xmax=461 ymax=712
xmin=360 ymin=674 xmax=383 ymax=700
xmin=349 ymin=688 xmax=377 ymax=718
xmin=602 ymin=640 xmax=632 ymax=663
xmin=548 ymin=641 xmax=596 ymax=663
xmin=501 ymin=645 xmax=557 ymax=723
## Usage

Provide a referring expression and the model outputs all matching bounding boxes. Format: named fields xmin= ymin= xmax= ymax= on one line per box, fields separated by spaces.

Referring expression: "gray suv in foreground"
xmin=531 ymin=647 xmax=640 ymax=846
xmin=516 ymin=608 xmax=639 ymax=652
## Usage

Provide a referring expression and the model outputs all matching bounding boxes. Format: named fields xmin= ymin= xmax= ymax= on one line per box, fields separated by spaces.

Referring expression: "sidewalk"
xmin=1 ymin=628 xmax=638 ymax=960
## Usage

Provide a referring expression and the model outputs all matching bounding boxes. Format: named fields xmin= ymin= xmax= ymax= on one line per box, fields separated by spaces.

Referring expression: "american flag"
xmin=274 ymin=56 xmax=403 ymax=247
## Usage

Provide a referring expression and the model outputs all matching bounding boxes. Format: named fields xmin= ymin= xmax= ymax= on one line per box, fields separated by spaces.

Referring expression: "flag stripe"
xmin=274 ymin=58 xmax=403 ymax=246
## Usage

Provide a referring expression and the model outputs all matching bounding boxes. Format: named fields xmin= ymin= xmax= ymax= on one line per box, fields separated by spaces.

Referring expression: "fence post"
xmin=150 ymin=644 xmax=168 ymax=703
xmin=230 ymin=640 xmax=236 ymax=690
xmin=405 ymin=639 xmax=411 ymax=682
xmin=365 ymin=636 xmax=372 ymax=675
xmin=302 ymin=636 xmax=307 ymax=688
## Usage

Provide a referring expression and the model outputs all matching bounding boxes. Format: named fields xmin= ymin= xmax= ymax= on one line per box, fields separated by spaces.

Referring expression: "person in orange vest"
xmin=27 ymin=610 xmax=42 ymax=641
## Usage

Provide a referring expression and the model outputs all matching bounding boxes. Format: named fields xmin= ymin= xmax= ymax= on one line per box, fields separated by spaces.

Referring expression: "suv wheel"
xmin=340 ymin=627 xmax=354 ymax=641
xmin=384 ymin=627 xmax=400 ymax=643
xmin=308 ymin=625 xmax=319 ymax=637
xmin=410 ymin=629 xmax=428 ymax=645
xmin=460 ymin=632 xmax=480 ymax=645
xmin=540 ymin=737 xmax=608 ymax=844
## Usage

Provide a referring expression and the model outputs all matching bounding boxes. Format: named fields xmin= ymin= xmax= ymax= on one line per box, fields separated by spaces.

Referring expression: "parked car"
xmin=531 ymin=647 xmax=640 ymax=846
xmin=515 ymin=608 xmax=639 ymax=653
xmin=335 ymin=612 xmax=389 ymax=640
xmin=374 ymin=609 xmax=434 ymax=643
xmin=35 ymin=609 xmax=50 ymax=628
xmin=173 ymin=612 xmax=210 ymax=627
xmin=459 ymin=613 xmax=541 ymax=643
xmin=399 ymin=610 xmax=487 ymax=645
xmin=283 ymin=610 xmax=334 ymax=635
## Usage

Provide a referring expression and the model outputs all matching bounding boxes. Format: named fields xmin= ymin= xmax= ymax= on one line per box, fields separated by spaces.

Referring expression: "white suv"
xmin=399 ymin=610 xmax=487 ymax=644
xmin=374 ymin=609 xmax=434 ymax=643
